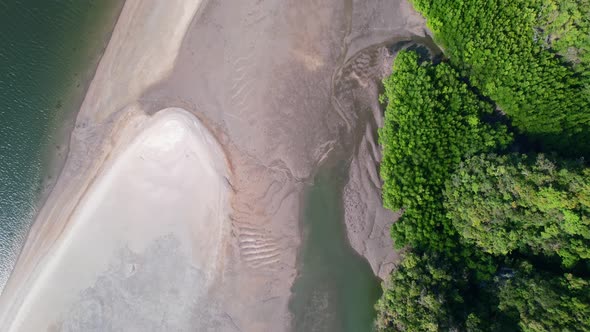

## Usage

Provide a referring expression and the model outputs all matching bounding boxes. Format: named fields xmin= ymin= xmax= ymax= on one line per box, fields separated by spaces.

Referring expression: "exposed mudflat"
xmin=144 ymin=0 xmax=429 ymax=329
xmin=1 ymin=0 xmax=430 ymax=331
xmin=337 ymin=39 xmax=440 ymax=280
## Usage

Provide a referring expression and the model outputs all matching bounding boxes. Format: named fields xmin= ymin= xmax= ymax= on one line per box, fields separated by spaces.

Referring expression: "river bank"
xmin=142 ymin=0 xmax=430 ymax=329
xmin=0 ymin=0 xmax=124 ymax=290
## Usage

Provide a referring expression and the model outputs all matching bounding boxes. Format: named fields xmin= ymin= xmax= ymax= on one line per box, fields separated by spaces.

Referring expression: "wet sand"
xmin=141 ymin=0 xmax=428 ymax=329
xmin=0 ymin=0 xmax=124 ymax=290
xmin=338 ymin=38 xmax=441 ymax=279
xmin=0 ymin=0 xmax=428 ymax=330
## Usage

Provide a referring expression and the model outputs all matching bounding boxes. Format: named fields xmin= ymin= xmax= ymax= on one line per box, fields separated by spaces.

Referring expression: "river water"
xmin=290 ymin=162 xmax=382 ymax=332
xmin=0 ymin=0 xmax=122 ymax=290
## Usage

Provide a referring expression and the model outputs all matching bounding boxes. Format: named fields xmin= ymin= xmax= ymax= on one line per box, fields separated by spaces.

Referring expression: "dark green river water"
xmin=0 ymin=0 xmax=122 ymax=289
xmin=290 ymin=163 xmax=382 ymax=331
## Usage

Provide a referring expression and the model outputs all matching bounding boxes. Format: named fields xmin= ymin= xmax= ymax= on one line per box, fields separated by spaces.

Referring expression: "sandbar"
xmin=1 ymin=108 xmax=229 ymax=331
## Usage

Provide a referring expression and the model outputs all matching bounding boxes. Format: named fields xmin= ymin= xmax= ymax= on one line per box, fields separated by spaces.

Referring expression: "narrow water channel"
xmin=290 ymin=162 xmax=382 ymax=332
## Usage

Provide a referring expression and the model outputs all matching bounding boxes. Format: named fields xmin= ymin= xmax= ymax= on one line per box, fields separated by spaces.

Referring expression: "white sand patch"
xmin=3 ymin=108 xmax=229 ymax=331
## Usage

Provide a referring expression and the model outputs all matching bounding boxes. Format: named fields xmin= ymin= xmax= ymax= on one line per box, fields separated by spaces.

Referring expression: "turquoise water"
xmin=290 ymin=163 xmax=382 ymax=331
xmin=0 ymin=0 xmax=122 ymax=289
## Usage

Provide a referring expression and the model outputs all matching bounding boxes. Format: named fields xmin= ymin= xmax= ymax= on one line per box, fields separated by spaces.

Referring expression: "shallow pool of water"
xmin=290 ymin=162 xmax=382 ymax=332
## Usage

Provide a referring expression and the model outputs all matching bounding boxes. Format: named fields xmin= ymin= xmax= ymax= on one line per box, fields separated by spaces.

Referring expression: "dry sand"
xmin=0 ymin=0 xmax=430 ymax=330
xmin=3 ymin=108 xmax=230 ymax=331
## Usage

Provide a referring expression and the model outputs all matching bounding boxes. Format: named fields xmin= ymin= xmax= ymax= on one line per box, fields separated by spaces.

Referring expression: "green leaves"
xmin=445 ymin=153 xmax=590 ymax=267
xmin=380 ymin=50 xmax=511 ymax=252
xmin=377 ymin=51 xmax=514 ymax=331
xmin=537 ymin=0 xmax=590 ymax=74
xmin=375 ymin=252 xmax=464 ymax=332
xmin=498 ymin=263 xmax=590 ymax=331
xmin=411 ymin=0 xmax=590 ymax=157
xmin=377 ymin=1 xmax=590 ymax=330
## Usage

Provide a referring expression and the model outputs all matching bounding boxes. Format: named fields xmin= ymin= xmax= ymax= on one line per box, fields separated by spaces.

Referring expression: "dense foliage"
xmin=409 ymin=0 xmax=590 ymax=157
xmin=376 ymin=0 xmax=590 ymax=330
xmin=377 ymin=50 xmax=513 ymax=331
xmin=376 ymin=251 xmax=515 ymax=332
xmin=446 ymin=153 xmax=590 ymax=267
xmin=538 ymin=0 xmax=590 ymax=74
xmin=379 ymin=50 xmax=511 ymax=252
xmin=377 ymin=50 xmax=590 ymax=328
xmin=499 ymin=262 xmax=590 ymax=331
xmin=375 ymin=252 xmax=463 ymax=331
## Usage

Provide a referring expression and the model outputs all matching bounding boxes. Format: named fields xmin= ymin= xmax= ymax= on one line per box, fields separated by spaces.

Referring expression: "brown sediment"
xmin=0 ymin=0 xmax=431 ymax=331
xmin=336 ymin=38 xmax=440 ymax=280
xmin=141 ymin=0 xmax=430 ymax=330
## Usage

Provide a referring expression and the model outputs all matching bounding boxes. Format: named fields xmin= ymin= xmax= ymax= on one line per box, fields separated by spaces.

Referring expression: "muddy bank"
xmin=336 ymin=38 xmax=441 ymax=280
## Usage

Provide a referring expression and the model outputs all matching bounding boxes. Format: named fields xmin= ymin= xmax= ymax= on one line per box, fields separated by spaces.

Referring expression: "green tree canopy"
xmin=499 ymin=261 xmax=590 ymax=331
xmin=379 ymin=50 xmax=511 ymax=253
xmin=377 ymin=2 xmax=590 ymax=329
xmin=377 ymin=251 xmax=517 ymax=332
xmin=445 ymin=153 xmax=590 ymax=267
xmin=376 ymin=252 xmax=464 ymax=332
xmin=538 ymin=0 xmax=590 ymax=74
xmin=409 ymin=0 xmax=590 ymax=157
